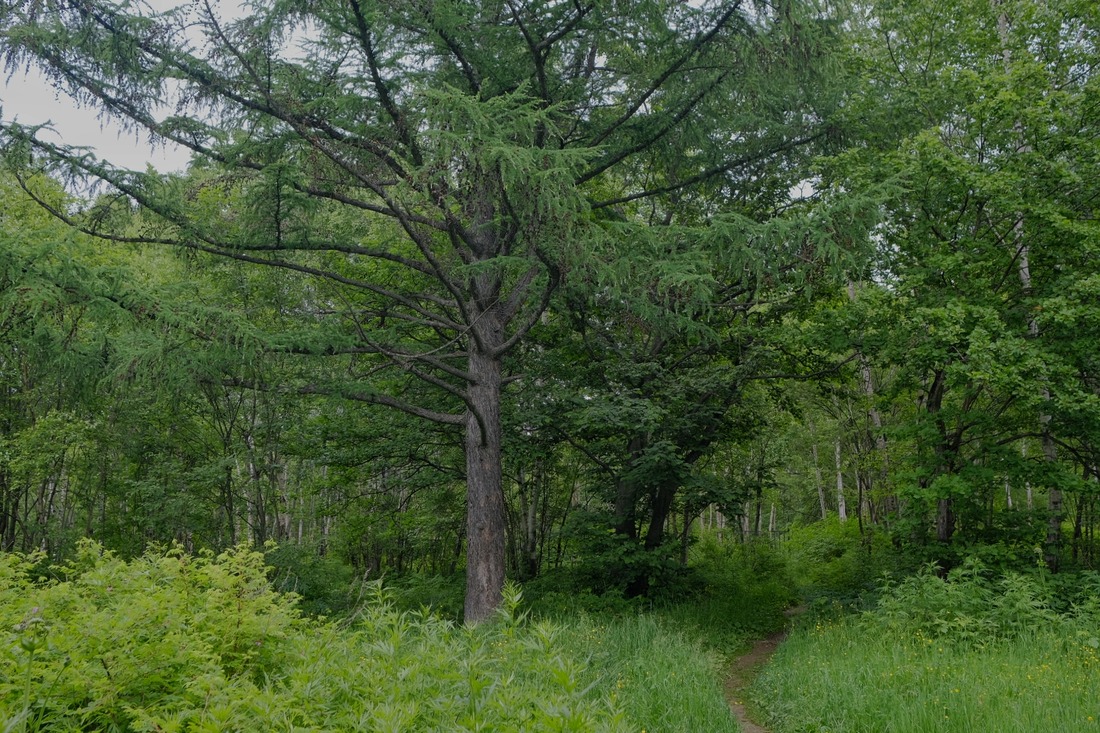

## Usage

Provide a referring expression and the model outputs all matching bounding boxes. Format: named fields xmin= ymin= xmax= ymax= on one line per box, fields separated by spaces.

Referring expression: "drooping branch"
xmin=228 ymin=378 xmax=465 ymax=426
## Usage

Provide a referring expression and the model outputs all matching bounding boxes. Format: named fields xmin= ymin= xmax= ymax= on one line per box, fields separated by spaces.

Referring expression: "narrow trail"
xmin=723 ymin=608 xmax=803 ymax=733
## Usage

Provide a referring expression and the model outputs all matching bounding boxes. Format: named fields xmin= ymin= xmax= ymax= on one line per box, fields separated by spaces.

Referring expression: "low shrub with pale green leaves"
xmin=0 ymin=541 xmax=632 ymax=732
xmin=872 ymin=558 xmax=1064 ymax=644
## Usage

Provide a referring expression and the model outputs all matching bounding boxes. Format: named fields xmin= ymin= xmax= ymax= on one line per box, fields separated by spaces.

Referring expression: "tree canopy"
xmin=1 ymin=0 xmax=1098 ymax=622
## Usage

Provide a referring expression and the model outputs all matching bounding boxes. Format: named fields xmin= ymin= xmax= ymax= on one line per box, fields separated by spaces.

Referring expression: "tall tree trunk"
xmin=754 ymin=486 xmax=763 ymax=535
xmin=856 ymin=469 xmax=866 ymax=535
xmin=848 ymin=280 xmax=893 ymax=519
xmin=680 ymin=504 xmax=691 ymax=566
xmin=1072 ymin=491 xmax=1084 ymax=564
xmin=809 ymin=422 xmax=828 ymax=519
xmin=644 ymin=481 xmax=678 ymax=550
xmin=515 ymin=465 xmax=540 ymax=580
xmin=835 ymin=439 xmax=847 ymax=522
xmin=613 ymin=436 xmax=646 ymax=538
xmin=626 ymin=479 xmax=679 ymax=598
xmin=936 ymin=499 xmax=955 ymax=543
xmin=463 ymin=345 xmax=506 ymax=624
xmin=223 ymin=463 xmax=236 ymax=545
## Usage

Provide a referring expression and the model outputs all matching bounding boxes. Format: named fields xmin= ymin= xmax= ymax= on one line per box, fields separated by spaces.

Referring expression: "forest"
xmin=0 ymin=0 xmax=1099 ymax=731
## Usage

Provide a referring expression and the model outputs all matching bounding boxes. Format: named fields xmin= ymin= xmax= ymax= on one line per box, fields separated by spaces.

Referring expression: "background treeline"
xmin=0 ymin=0 xmax=1098 ymax=610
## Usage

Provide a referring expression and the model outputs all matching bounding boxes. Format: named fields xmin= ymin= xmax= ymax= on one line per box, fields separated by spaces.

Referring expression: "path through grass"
xmin=750 ymin=564 xmax=1100 ymax=733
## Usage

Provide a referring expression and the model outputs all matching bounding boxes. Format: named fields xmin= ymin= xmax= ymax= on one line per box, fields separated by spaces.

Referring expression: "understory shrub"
xmin=673 ymin=534 xmax=797 ymax=645
xmin=264 ymin=542 xmax=361 ymax=616
xmin=870 ymin=558 xmax=1066 ymax=644
xmin=0 ymin=541 xmax=630 ymax=732
xmin=785 ymin=518 xmax=894 ymax=602
xmin=384 ymin=571 xmax=467 ymax=621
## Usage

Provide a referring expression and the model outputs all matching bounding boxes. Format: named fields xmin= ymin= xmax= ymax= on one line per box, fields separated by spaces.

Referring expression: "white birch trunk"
xmin=835 ymin=439 xmax=848 ymax=522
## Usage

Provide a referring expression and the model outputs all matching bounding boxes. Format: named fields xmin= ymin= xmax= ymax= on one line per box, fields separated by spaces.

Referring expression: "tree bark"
xmin=835 ymin=439 xmax=847 ymax=522
xmin=643 ymin=480 xmax=678 ymax=550
xmin=809 ymin=422 xmax=828 ymax=519
xmin=463 ymin=344 xmax=507 ymax=624
xmin=936 ymin=499 xmax=955 ymax=543
xmin=613 ymin=436 xmax=646 ymax=539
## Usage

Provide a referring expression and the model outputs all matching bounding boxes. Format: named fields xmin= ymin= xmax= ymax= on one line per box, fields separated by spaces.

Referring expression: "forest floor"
xmin=722 ymin=607 xmax=803 ymax=733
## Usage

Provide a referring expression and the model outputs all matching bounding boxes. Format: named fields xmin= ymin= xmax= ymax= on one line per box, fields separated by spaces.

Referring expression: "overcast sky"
xmin=1 ymin=69 xmax=193 ymax=172
xmin=0 ymin=0 xmax=245 ymax=174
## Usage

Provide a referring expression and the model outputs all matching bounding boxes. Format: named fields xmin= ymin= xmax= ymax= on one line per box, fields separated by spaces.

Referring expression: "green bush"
xmin=785 ymin=517 xmax=894 ymax=601
xmin=867 ymin=558 xmax=1090 ymax=645
xmin=384 ymin=571 xmax=467 ymax=620
xmin=0 ymin=540 xmax=304 ymax=731
xmin=0 ymin=541 xmax=632 ymax=732
xmin=264 ymin=542 xmax=361 ymax=616
xmin=523 ymin=568 xmax=647 ymax=619
xmin=673 ymin=533 xmax=797 ymax=646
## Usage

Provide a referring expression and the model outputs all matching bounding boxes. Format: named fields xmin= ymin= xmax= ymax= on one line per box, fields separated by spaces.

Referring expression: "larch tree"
xmin=1 ymin=0 xmax=842 ymax=620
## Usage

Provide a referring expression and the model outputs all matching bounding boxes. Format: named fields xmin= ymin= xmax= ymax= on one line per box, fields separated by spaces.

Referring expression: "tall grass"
xmin=755 ymin=621 xmax=1100 ymax=732
xmin=753 ymin=561 xmax=1100 ymax=733
xmin=1 ymin=541 xmax=769 ymax=732
xmin=557 ymin=615 xmax=740 ymax=733
xmin=533 ymin=535 xmax=800 ymax=733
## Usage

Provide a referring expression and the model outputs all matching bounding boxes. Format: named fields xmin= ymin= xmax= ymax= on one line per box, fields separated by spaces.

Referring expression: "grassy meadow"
xmin=752 ymin=561 xmax=1100 ymax=733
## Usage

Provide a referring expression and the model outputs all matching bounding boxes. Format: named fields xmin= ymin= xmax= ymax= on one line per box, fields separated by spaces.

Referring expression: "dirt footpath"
xmin=723 ymin=608 xmax=803 ymax=733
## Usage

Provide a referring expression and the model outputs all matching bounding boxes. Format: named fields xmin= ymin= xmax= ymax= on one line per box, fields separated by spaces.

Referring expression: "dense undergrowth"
xmin=753 ymin=557 xmax=1100 ymax=733
xmin=0 ymin=542 xmax=631 ymax=732
xmin=0 ymin=540 xmax=768 ymax=732
xmin=16 ymin=521 xmax=1092 ymax=733
xmin=380 ymin=534 xmax=796 ymax=733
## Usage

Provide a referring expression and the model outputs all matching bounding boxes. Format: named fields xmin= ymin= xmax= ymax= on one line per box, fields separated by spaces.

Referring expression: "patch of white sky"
xmin=1 ymin=0 xmax=818 ymax=205
xmin=0 ymin=0 xmax=246 ymax=173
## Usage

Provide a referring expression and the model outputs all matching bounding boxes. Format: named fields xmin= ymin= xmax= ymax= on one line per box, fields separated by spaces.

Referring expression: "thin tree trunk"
xmin=810 ymin=424 xmax=828 ymax=519
xmin=613 ymin=436 xmax=646 ymax=539
xmin=847 ymin=281 xmax=893 ymax=520
xmin=515 ymin=465 xmax=540 ymax=579
xmin=1073 ymin=491 xmax=1084 ymax=564
xmin=223 ymin=463 xmax=236 ymax=546
xmin=936 ymin=499 xmax=955 ymax=543
xmin=680 ymin=504 xmax=691 ymax=566
xmin=754 ymin=488 xmax=763 ymax=536
xmin=835 ymin=439 xmax=847 ymax=522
